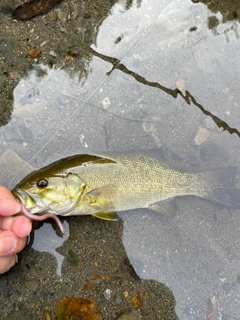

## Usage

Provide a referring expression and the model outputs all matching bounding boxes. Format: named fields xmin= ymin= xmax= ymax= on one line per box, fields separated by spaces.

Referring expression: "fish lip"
xmin=12 ymin=187 xmax=80 ymax=217
xmin=12 ymin=188 xmax=46 ymax=213
xmin=12 ymin=187 xmax=26 ymax=203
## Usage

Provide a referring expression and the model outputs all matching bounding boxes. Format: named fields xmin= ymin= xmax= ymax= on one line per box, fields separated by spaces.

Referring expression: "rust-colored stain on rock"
xmin=55 ymin=296 xmax=102 ymax=320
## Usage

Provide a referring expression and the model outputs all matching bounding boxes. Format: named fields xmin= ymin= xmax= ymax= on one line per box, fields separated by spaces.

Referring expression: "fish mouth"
xmin=12 ymin=188 xmax=27 ymax=203
xmin=12 ymin=188 xmax=48 ymax=214
xmin=12 ymin=188 xmax=80 ymax=216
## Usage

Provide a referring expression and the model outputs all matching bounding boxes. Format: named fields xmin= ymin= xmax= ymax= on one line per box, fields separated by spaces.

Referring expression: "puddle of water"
xmin=1 ymin=0 xmax=240 ymax=319
xmin=31 ymin=221 xmax=69 ymax=276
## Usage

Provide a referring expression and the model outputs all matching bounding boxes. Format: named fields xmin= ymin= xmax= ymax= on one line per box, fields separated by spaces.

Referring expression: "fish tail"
xmin=196 ymin=167 xmax=240 ymax=209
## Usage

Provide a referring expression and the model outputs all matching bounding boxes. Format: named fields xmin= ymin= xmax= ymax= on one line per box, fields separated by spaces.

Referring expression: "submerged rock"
xmin=116 ymin=309 xmax=141 ymax=320
xmin=3 ymin=309 xmax=32 ymax=320
xmin=55 ymin=296 xmax=102 ymax=320
xmin=4 ymin=122 xmax=34 ymax=142
xmin=13 ymin=0 xmax=62 ymax=20
xmin=0 ymin=36 xmax=18 ymax=63
xmin=0 ymin=149 xmax=35 ymax=187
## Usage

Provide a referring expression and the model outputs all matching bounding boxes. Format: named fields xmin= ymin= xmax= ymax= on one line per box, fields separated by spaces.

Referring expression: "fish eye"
xmin=37 ymin=179 xmax=48 ymax=189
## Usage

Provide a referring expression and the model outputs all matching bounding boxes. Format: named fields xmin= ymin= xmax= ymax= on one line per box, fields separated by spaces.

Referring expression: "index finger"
xmin=0 ymin=186 xmax=21 ymax=216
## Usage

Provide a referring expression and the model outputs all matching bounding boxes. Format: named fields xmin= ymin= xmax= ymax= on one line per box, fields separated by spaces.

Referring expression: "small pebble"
xmin=47 ymin=11 xmax=57 ymax=20
xmin=193 ymin=127 xmax=210 ymax=145
xmin=103 ymin=289 xmax=112 ymax=300
xmin=58 ymin=11 xmax=68 ymax=22
xmin=49 ymin=50 xmax=57 ymax=57
xmin=8 ymin=71 xmax=20 ymax=80
xmin=28 ymin=48 xmax=41 ymax=58
xmin=64 ymin=55 xmax=74 ymax=61
xmin=116 ymin=309 xmax=141 ymax=320
xmin=24 ymin=279 xmax=39 ymax=291
xmin=102 ymin=97 xmax=111 ymax=109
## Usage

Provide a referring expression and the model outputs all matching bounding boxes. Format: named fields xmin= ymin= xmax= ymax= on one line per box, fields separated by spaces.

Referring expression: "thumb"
xmin=0 ymin=186 xmax=21 ymax=216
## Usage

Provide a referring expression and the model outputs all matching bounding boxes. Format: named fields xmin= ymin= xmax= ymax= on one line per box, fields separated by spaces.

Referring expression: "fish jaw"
xmin=12 ymin=177 xmax=88 ymax=216
xmin=12 ymin=187 xmax=49 ymax=214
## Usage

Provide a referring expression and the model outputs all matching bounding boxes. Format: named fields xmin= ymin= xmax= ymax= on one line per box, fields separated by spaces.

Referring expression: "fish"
xmin=12 ymin=151 xmax=240 ymax=233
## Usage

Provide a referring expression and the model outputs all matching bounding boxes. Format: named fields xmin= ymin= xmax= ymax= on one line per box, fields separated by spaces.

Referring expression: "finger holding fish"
xmin=0 ymin=214 xmax=31 ymax=238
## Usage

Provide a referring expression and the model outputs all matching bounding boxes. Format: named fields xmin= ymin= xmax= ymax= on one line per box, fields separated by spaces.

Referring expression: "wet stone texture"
xmin=1 ymin=0 xmax=240 ymax=319
xmin=0 ymin=217 xmax=178 ymax=319
xmin=0 ymin=0 xmax=119 ymax=126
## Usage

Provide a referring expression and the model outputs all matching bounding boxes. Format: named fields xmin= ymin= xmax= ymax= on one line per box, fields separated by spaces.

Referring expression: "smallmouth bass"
xmin=12 ymin=151 xmax=240 ymax=229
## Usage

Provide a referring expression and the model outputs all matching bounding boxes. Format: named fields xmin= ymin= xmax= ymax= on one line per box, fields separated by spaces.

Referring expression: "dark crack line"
xmin=89 ymin=47 xmax=240 ymax=138
xmin=179 ymin=90 xmax=240 ymax=137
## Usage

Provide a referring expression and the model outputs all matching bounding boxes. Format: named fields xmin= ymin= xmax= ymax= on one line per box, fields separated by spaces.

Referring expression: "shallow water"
xmin=1 ymin=0 xmax=240 ymax=319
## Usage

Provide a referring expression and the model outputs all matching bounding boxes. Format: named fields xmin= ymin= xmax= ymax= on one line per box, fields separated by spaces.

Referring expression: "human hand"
xmin=0 ymin=185 xmax=32 ymax=274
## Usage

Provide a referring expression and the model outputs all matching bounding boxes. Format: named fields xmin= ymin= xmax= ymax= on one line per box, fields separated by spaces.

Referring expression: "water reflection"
xmin=31 ymin=221 xmax=69 ymax=276
xmin=90 ymin=47 xmax=240 ymax=137
xmin=0 ymin=0 xmax=240 ymax=318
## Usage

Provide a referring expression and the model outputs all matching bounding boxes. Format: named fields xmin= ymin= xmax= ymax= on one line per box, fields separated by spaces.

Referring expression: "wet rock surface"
xmin=0 ymin=0 xmax=240 ymax=319
xmin=0 ymin=216 xmax=178 ymax=319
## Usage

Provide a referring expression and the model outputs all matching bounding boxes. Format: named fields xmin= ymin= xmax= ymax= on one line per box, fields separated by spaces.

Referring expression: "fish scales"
xmin=12 ymin=151 xmax=240 ymax=223
xmin=74 ymin=154 xmax=199 ymax=210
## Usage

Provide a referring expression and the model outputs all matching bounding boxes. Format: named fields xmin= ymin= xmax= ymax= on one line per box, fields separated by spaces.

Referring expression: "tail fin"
xmin=196 ymin=167 xmax=240 ymax=209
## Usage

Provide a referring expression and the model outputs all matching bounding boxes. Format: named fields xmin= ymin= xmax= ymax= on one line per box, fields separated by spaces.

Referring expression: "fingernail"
xmin=0 ymin=237 xmax=17 ymax=254
xmin=26 ymin=234 xmax=30 ymax=245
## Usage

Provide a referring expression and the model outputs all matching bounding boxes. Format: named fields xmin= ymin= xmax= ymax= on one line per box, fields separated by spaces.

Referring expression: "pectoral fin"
xmin=87 ymin=185 xmax=116 ymax=199
xmin=92 ymin=211 xmax=119 ymax=221
xmin=86 ymin=185 xmax=118 ymax=220
xmin=148 ymin=199 xmax=178 ymax=217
